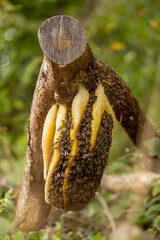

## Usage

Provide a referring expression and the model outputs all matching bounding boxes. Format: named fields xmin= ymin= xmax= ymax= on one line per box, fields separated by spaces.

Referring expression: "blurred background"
xmin=0 ymin=0 xmax=160 ymax=239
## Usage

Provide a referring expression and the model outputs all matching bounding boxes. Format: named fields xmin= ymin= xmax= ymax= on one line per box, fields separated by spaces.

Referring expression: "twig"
xmin=108 ymin=192 xmax=121 ymax=202
xmin=96 ymin=192 xmax=116 ymax=234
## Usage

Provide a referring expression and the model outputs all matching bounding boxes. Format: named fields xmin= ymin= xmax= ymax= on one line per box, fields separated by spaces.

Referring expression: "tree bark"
xmin=14 ymin=15 xmax=160 ymax=231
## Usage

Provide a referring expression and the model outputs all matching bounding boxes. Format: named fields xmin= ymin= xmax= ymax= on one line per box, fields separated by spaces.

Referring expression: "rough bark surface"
xmin=89 ymin=56 xmax=160 ymax=154
xmin=13 ymin=56 xmax=55 ymax=231
xmin=14 ymin=15 xmax=160 ymax=231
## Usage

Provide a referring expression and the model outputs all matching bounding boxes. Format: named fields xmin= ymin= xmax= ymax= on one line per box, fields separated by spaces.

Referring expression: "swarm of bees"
xmin=42 ymin=83 xmax=115 ymax=211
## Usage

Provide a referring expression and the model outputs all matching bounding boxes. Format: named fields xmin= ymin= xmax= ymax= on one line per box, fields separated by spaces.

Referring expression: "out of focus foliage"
xmin=0 ymin=187 xmax=15 ymax=235
xmin=0 ymin=0 xmax=160 ymax=239
xmin=136 ymin=177 xmax=160 ymax=237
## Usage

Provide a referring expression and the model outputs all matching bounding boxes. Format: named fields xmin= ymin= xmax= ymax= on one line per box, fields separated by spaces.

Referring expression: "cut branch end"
xmin=38 ymin=15 xmax=87 ymax=65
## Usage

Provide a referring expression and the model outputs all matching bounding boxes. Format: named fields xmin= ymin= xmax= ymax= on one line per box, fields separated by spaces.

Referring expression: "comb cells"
xmin=42 ymin=83 xmax=115 ymax=211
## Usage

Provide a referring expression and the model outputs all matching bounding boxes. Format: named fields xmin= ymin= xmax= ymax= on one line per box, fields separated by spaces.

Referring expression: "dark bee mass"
xmin=47 ymin=108 xmax=72 ymax=209
xmin=47 ymin=90 xmax=114 ymax=211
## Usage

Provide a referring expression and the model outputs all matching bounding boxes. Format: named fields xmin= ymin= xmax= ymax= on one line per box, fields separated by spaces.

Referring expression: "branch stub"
xmin=38 ymin=15 xmax=87 ymax=65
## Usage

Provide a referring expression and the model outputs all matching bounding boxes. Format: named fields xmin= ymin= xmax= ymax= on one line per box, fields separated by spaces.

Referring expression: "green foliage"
xmin=0 ymin=230 xmax=50 ymax=240
xmin=28 ymin=230 xmax=50 ymax=240
xmin=89 ymin=232 xmax=103 ymax=240
xmin=0 ymin=188 xmax=15 ymax=234
xmin=0 ymin=188 xmax=15 ymax=219
xmin=136 ymin=178 xmax=160 ymax=237
xmin=66 ymin=230 xmax=77 ymax=238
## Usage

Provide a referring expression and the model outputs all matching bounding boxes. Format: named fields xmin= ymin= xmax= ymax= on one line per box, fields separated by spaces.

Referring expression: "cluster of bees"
xmin=42 ymin=83 xmax=115 ymax=211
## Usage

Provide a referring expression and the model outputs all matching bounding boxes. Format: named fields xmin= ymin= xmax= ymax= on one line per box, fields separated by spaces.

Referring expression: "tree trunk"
xmin=14 ymin=15 xmax=160 ymax=231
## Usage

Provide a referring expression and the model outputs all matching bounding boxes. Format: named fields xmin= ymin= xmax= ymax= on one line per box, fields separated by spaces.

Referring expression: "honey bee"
xmin=42 ymin=83 xmax=115 ymax=211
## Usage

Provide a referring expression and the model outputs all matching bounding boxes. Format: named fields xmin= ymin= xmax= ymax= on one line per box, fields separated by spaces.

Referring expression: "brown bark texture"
xmin=14 ymin=15 xmax=160 ymax=231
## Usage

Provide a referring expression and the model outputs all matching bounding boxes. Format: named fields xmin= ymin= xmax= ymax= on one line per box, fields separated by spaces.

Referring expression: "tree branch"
xmin=101 ymin=172 xmax=160 ymax=194
xmin=14 ymin=15 xmax=160 ymax=231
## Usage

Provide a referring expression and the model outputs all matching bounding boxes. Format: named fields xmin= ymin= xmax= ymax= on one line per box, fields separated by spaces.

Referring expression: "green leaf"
xmin=0 ymin=203 xmax=4 ymax=214
xmin=146 ymin=195 xmax=160 ymax=208
xmin=39 ymin=230 xmax=49 ymax=240
xmin=28 ymin=232 xmax=39 ymax=240
xmin=76 ymin=237 xmax=82 ymax=240
xmin=0 ymin=187 xmax=10 ymax=199
xmin=0 ymin=235 xmax=10 ymax=240
xmin=54 ymin=221 xmax=63 ymax=232
xmin=90 ymin=232 xmax=102 ymax=240
xmin=11 ymin=231 xmax=26 ymax=240
xmin=150 ymin=177 xmax=160 ymax=187
xmin=5 ymin=189 xmax=13 ymax=200
xmin=0 ymin=189 xmax=15 ymax=220
xmin=136 ymin=212 xmax=151 ymax=226
xmin=152 ymin=185 xmax=160 ymax=197
xmin=66 ymin=230 xmax=77 ymax=237
xmin=146 ymin=204 xmax=160 ymax=215
xmin=0 ymin=216 xmax=12 ymax=234
xmin=153 ymin=215 xmax=160 ymax=228
xmin=54 ymin=232 xmax=62 ymax=240
xmin=28 ymin=230 xmax=49 ymax=240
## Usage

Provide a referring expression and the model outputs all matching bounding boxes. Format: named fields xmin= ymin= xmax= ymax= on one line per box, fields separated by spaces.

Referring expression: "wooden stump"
xmin=38 ymin=15 xmax=87 ymax=65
